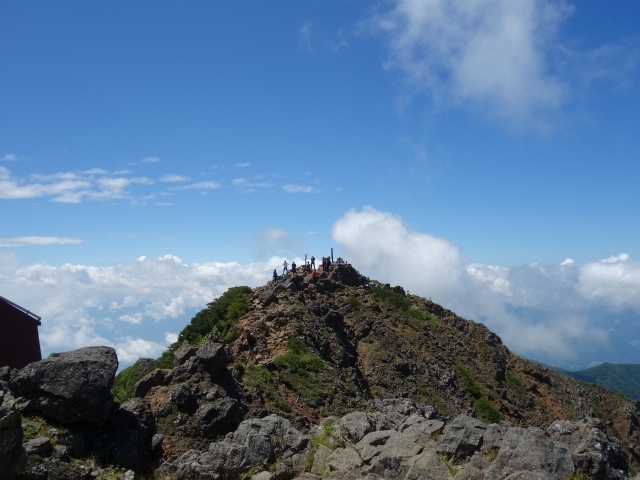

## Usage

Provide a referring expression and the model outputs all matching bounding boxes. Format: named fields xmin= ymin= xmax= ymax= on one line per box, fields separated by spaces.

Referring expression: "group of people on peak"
xmin=273 ymin=254 xmax=341 ymax=283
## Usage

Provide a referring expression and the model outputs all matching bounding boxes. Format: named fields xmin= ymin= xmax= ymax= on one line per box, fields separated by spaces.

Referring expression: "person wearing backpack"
xmin=243 ymin=329 xmax=257 ymax=363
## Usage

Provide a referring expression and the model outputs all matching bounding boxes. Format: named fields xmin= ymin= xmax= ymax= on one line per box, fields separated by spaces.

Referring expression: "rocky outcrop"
xmin=9 ymin=346 xmax=118 ymax=425
xmin=159 ymin=414 xmax=309 ymax=480
xmin=152 ymin=398 xmax=632 ymax=480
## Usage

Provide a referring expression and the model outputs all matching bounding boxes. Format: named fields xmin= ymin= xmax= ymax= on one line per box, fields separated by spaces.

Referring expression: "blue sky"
xmin=1 ymin=1 xmax=639 ymax=370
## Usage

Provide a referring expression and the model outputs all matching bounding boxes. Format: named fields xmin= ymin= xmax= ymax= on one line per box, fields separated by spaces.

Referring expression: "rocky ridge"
xmin=1 ymin=263 xmax=640 ymax=479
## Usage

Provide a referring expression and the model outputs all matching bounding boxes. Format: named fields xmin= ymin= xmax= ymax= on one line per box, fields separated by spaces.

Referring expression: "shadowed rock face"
xmin=9 ymin=346 xmax=118 ymax=426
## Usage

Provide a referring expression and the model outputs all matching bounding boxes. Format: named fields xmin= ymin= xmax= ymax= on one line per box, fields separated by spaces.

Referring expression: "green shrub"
xmin=476 ymin=397 xmax=504 ymax=424
xmin=178 ymin=286 xmax=252 ymax=343
xmin=505 ymin=373 xmax=528 ymax=408
xmin=456 ymin=364 xmax=482 ymax=399
xmin=275 ymin=337 xmax=324 ymax=372
xmin=371 ymin=285 xmax=410 ymax=312
xmin=111 ymin=362 xmax=146 ymax=403
xmin=155 ymin=286 xmax=252 ymax=367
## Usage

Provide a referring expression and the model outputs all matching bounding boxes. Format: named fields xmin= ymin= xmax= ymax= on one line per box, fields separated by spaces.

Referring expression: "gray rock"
xmin=192 ymin=396 xmax=242 ymax=439
xmin=9 ymin=346 xmax=118 ymax=425
xmin=364 ymin=454 xmax=407 ymax=480
xmin=174 ymin=342 xmax=198 ymax=368
xmin=134 ymin=368 xmax=171 ymax=397
xmin=311 ymin=444 xmax=333 ymax=476
xmin=326 ymin=446 xmax=362 ymax=472
xmin=437 ymin=415 xmax=487 ymax=463
xmin=162 ymin=414 xmax=308 ymax=479
xmin=484 ymin=427 xmax=574 ymax=480
xmin=195 ymin=334 xmax=227 ymax=369
xmin=88 ymin=396 xmax=156 ymax=472
xmin=338 ymin=411 xmax=374 ymax=443
xmin=405 ymin=451 xmax=451 ymax=480
xmin=24 ymin=436 xmax=52 ymax=457
xmin=355 ymin=430 xmax=398 ymax=463
xmin=547 ymin=418 xmax=626 ymax=480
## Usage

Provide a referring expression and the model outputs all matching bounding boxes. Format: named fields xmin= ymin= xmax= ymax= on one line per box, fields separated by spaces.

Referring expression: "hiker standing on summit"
xmin=282 ymin=260 xmax=288 ymax=276
xmin=310 ymin=255 xmax=315 ymax=270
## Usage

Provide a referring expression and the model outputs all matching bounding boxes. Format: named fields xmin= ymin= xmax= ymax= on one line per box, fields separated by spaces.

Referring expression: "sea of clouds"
xmin=1 ymin=206 xmax=639 ymax=371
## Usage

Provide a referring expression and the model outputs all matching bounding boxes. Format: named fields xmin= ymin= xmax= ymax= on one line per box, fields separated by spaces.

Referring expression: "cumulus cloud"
xmin=332 ymin=207 xmax=639 ymax=368
xmin=367 ymin=0 xmax=572 ymax=129
xmin=578 ymin=253 xmax=640 ymax=309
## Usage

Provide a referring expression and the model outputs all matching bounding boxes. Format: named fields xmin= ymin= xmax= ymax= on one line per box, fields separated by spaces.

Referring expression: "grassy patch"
xmin=275 ymin=337 xmax=329 ymax=407
xmin=243 ymin=364 xmax=291 ymax=412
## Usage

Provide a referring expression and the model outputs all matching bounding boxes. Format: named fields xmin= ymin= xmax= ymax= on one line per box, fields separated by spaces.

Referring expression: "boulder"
xmin=23 ymin=437 xmax=52 ymax=457
xmin=9 ymin=346 xmax=118 ymax=426
xmin=437 ymin=415 xmax=487 ymax=463
xmin=174 ymin=342 xmax=198 ymax=368
xmin=134 ymin=367 xmax=172 ymax=398
xmin=195 ymin=334 xmax=227 ymax=370
xmin=484 ymin=427 xmax=574 ymax=480
xmin=547 ymin=418 xmax=627 ymax=480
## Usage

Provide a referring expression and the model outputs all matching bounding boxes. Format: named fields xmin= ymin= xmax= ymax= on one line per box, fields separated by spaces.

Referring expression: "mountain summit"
xmin=4 ymin=262 xmax=640 ymax=479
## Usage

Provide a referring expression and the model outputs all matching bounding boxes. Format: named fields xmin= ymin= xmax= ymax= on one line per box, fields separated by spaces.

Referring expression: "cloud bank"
xmin=2 ymin=207 xmax=638 ymax=371
xmin=332 ymin=206 xmax=640 ymax=368
xmin=0 ymin=254 xmax=283 ymax=368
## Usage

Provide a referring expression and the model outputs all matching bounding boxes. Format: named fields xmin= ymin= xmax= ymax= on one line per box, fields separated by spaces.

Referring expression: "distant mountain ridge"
xmin=549 ymin=363 xmax=640 ymax=401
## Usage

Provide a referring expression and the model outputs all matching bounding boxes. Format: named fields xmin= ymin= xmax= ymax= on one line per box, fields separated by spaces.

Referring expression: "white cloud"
xmin=2 ymin=153 xmax=18 ymax=162
xmin=141 ymin=156 xmax=160 ymax=164
xmin=283 ymin=184 xmax=319 ymax=193
xmin=0 ymin=236 xmax=83 ymax=247
xmin=235 ymin=162 xmax=252 ymax=168
xmin=578 ymin=253 xmax=640 ymax=309
xmin=159 ymin=174 xmax=189 ymax=183
xmin=0 ymin=167 xmax=154 ymax=203
xmin=332 ymin=206 xmax=467 ymax=304
xmin=114 ymin=337 xmax=167 ymax=364
xmin=173 ymin=181 xmax=221 ymax=191
xmin=368 ymin=0 xmax=571 ymax=129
